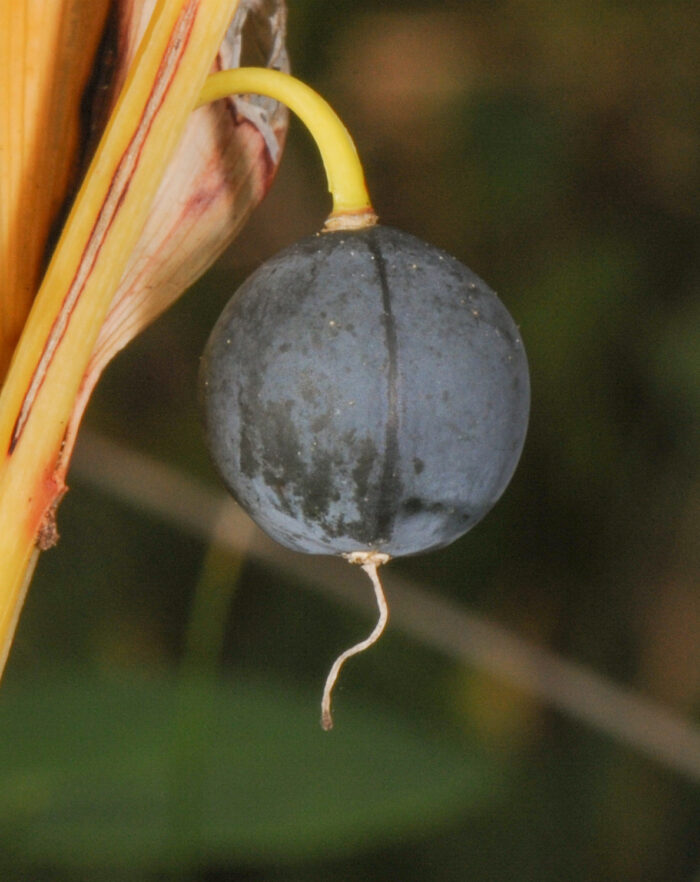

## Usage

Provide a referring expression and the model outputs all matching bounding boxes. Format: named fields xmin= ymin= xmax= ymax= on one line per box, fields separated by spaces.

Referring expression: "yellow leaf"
xmin=0 ymin=0 xmax=249 ymax=675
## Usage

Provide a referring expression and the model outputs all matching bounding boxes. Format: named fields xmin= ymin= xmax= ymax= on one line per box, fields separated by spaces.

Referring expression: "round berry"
xmin=200 ymin=225 xmax=529 ymax=558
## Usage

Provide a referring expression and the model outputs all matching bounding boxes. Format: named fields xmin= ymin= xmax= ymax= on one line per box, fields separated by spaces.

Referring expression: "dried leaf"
xmin=0 ymin=0 xmax=268 ymax=676
xmin=68 ymin=0 xmax=289 ymax=456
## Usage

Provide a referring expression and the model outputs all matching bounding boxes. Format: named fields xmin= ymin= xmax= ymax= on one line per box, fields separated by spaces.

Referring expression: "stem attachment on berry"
xmin=197 ymin=67 xmax=377 ymax=229
xmin=321 ymin=551 xmax=390 ymax=731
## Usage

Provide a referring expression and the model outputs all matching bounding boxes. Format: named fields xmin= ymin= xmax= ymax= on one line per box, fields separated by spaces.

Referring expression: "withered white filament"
xmin=321 ymin=551 xmax=390 ymax=730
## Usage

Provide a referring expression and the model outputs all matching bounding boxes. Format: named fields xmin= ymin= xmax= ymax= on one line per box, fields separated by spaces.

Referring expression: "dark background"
xmin=2 ymin=0 xmax=698 ymax=879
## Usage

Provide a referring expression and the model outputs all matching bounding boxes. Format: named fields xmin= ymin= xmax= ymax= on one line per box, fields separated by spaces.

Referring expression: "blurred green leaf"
xmin=0 ymin=669 xmax=499 ymax=872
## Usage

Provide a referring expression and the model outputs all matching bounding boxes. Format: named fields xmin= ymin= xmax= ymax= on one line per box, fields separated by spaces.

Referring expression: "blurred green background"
xmin=2 ymin=0 xmax=699 ymax=879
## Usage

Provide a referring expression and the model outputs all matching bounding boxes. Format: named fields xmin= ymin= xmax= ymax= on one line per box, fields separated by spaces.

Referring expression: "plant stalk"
xmin=197 ymin=67 xmax=376 ymax=225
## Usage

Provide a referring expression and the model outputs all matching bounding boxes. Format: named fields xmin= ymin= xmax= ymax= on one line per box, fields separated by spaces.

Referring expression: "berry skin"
xmin=200 ymin=225 xmax=529 ymax=558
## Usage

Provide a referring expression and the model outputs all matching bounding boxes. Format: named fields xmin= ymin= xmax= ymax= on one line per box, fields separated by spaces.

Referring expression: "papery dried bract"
xmin=67 ymin=0 xmax=288 ymax=456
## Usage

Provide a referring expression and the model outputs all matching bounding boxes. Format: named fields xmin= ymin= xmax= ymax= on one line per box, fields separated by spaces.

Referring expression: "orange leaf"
xmin=0 ymin=0 xmax=112 ymax=380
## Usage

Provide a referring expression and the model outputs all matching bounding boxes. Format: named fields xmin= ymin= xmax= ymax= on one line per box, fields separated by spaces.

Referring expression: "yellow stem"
xmin=0 ymin=0 xmax=242 ymax=677
xmin=197 ymin=68 xmax=375 ymax=224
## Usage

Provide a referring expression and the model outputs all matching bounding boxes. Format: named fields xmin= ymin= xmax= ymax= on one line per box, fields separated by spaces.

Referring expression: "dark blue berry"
xmin=200 ymin=225 xmax=529 ymax=558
